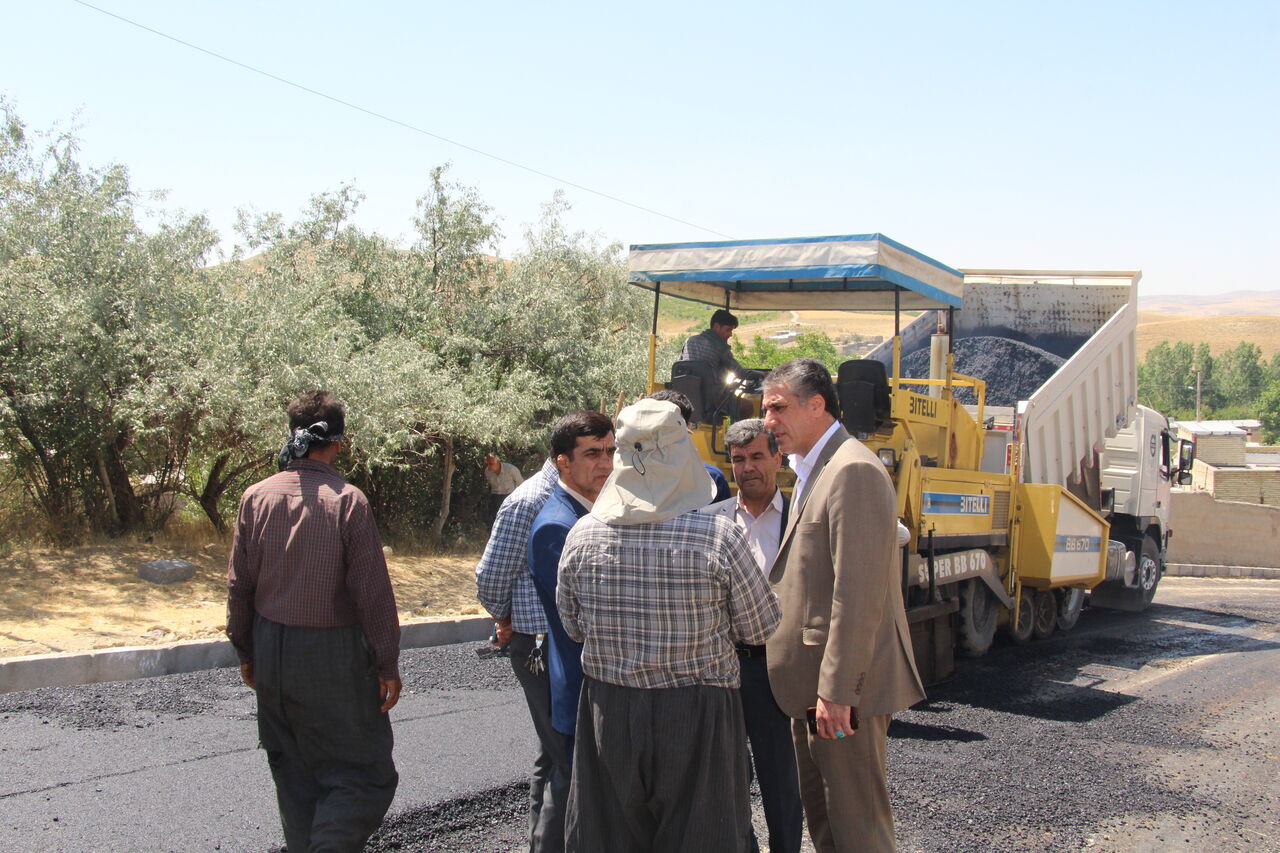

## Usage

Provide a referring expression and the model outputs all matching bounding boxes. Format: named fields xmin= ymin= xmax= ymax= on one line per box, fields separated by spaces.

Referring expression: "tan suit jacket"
xmin=766 ymin=426 xmax=925 ymax=719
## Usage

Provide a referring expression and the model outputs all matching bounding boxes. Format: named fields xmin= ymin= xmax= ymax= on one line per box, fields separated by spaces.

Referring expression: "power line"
xmin=70 ymin=0 xmax=733 ymax=239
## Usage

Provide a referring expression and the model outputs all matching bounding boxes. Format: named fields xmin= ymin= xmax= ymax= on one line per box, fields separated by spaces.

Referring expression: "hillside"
xmin=657 ymin=292 xmax=1280 ymax=360
xmin=1137 ymin=313 xmax=1280 ymax=359
xmin=1139 ymin=290 xmax=1280 ymax=315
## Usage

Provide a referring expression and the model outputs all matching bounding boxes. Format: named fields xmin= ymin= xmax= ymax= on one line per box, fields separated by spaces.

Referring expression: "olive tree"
xmin=0 ymin=104 xmax=217 ymax=540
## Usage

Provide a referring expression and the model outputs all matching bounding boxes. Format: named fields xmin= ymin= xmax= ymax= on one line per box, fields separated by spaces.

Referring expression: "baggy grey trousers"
xmin=567 ymin=676 xmax=752 ymax=853
xmin=253 ymin=615 xmax=398 ymax=853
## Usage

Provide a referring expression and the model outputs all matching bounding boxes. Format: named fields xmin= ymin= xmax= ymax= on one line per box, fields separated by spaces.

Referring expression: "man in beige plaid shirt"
xmin=556 ymin=398 xmax=782 ymax=852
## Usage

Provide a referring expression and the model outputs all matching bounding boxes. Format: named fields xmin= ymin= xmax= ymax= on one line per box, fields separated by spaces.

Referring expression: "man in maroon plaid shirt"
xmin=227 ymin=390 xmax=401 ymax=853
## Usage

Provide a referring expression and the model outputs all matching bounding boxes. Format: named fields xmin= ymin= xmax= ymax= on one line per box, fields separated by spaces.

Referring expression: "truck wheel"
xmin=1091 ymin=535 xmax=1162 ymax=612
xmin=1135 ymin=534 xmax=1162 ymax=607
xmin=1032 ymin=589 xmax=1057 ymax=640
xmin=1007 ymin=586 xmax=1035 ymax=645
xmin=1056 ymin=588 xmax=1084 ymax=631
xmin=957 ymin=577 xmax=997 ymax=658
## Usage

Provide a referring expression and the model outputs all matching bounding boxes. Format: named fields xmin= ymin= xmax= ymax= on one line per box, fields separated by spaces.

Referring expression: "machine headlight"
xmin=878 ymin=448 xmax=896 ymax=468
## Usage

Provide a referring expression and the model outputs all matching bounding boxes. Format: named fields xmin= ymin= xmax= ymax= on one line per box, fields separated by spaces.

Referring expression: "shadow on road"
xmin=888 ymin=715 xmax=988 ymax=742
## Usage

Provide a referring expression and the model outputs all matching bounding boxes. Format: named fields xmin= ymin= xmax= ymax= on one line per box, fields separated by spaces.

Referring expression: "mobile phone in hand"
xmin=806 ymin=705 xmax=860 ymax=736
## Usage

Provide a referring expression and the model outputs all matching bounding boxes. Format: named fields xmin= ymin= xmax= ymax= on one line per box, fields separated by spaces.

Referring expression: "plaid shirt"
xmin=556 ymin=512 xmax=781 ymax=690
xmin=226 ymin=459 xmax=401 ymax=679
xmin=475 ymin=458 xmax=558 ymax=633
xmin=678 ymin=329 xmax=743 ymax=377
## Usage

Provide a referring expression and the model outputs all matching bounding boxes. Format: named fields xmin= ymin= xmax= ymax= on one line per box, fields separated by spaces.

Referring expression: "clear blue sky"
xmin=4 ymin=0 xmax=1277 ymax=296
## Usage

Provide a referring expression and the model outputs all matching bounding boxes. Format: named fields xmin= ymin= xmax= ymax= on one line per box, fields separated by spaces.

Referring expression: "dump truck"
xmin=629 ymin=234 xmax=1194 ymax=683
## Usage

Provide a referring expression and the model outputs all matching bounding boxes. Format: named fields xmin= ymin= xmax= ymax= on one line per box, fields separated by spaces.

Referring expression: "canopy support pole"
xmin=647 ymin=285 xmax=661 ymax=391
xmin=892 ymin=287 xmax=902 ymax=382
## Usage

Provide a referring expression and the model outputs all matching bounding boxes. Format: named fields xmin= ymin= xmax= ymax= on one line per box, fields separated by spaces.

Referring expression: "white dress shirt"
xmin=560 ymin=481 xmax=595 ymax=512
xmin=733 ymin=488 xmax=785 ymax=576
xmin=789 ymin=418 xmax=843 ymax=506
xmin=786 ymin=421 xmax=913 ymax=547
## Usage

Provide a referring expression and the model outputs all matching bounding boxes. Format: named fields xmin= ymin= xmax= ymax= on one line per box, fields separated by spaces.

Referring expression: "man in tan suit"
xmin=761 ymin=358 xmax=925 ymax=853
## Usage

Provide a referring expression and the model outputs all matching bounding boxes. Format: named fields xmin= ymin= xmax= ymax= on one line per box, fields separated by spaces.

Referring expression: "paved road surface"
xmin=2 ymin=577 xmax=1278 ymax=852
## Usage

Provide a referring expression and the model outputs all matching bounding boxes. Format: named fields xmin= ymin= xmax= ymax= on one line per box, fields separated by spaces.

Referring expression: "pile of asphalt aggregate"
xmin=959 ymin=327 xmax=1087 ymax=362
xmin=900 ymin=336 xmax=1065 ymax=407
xmin=362 ymin=783 xmax=529 ymax=852
xmin=0 ymin=641 xmax=513 ymax=732
xmin=0 ymin=666 xmax=250 ymax=731
xmin=398 ymin=640 xmax=514 ymax=693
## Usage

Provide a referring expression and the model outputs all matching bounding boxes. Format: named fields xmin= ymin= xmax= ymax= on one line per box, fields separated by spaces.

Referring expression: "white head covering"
xmin=592 ymin=399 xmax=715 ymax=525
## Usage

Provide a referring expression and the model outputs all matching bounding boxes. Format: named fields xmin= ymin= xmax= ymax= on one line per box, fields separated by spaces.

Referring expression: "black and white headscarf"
xmin=277 ymin=421 xmax=344 ymax=470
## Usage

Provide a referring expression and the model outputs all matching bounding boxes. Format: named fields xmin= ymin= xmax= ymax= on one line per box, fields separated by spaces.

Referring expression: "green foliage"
xmin=1259 ymin=383 xmax=1280 ymax=444
xmin=1215 ymin=342 xmax=1265 ymax=408
xmin=733 ymin=332 xmax=844 ymax=374
xmin=1137 ymin=341 xmax=1198 ymax=416
xmin=0 ymin=101 xmax=218 ymax=541
xmin=1138 ymin=338 xmax=1272 ymax=423
xmin=0 ymin=107 xmax=650 ymax=544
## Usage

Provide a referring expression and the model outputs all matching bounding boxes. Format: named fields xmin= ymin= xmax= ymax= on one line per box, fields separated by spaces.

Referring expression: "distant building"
xmin=1174 ymin=420 xmax=1280 ymax=505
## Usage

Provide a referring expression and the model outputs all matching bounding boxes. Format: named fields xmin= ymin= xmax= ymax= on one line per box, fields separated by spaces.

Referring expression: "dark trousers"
xmin=568 ymin=676 xmax=752 ymax=853
xmin=510 ymin=631 xmax=571 ymax=853
xmin=488 ymin=493 xmax=509 ymax=525
xmin=253 ymin=615 xmax=398 ymax=853
xmin=739 ymin=650 xmax=804 ymax=853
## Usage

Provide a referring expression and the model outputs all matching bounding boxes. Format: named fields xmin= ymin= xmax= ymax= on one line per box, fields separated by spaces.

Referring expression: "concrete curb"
xmin=1166 ymin=563 xmax=1280 ymax=580
xmin=0 ymin=615 xmax=492 ymax=695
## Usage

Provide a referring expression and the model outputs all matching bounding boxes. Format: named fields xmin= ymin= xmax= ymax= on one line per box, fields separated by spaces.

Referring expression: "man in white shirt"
xmin=762 ymin=358 xmax=924 ymax=853
xmin=699 ymin=418 xmax=803 ymax=853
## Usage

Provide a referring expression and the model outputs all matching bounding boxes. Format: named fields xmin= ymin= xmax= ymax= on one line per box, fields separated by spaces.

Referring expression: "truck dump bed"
xmin=870 ymin=270 xmax=1139 ymax=488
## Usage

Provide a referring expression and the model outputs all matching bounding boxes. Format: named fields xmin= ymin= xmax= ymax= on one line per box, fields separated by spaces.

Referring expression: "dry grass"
xmin=1137 ymin=313 xmax=1280 ymax=359
xmin=0 ymin=535 xmax=484 ymax=659
xmin=658 ymin=310 xmax=918 ymax=343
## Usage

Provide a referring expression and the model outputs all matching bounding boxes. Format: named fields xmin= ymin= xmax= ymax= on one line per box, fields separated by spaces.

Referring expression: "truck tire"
xmin=1007 ymin=586 xmax=1035 ymax=645
xmin=956 ymin=577 xmax=997 ymax=658
xmin=1135 ymin=534 xmax=1162 ymax=607
xmin=1090 ymin=535 xmax=1162 ymax=612
xmin=1056 ymin=588 xmax=1085 ymax=631
xmin=1031 ymin=589 xmax=1057 ymax=640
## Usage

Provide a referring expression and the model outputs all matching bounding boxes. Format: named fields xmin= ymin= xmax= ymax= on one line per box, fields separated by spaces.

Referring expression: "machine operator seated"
xmin=674 ymin=309 xmax=764 ymax=421
xmin=678 ymin=309 xmax=748 ymax=380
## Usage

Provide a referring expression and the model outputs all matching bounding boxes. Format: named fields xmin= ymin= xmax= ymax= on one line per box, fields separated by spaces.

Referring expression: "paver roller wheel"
xmin=957 ymin=577 xmax=997 ymax=658
xmin=1007 ymin=586 xmax=1036 ymax=645
xmin=1031 ymin=589 xmax=1057 ymax=640
xmin=1055 ymin=588 xmax=1085 ymax=632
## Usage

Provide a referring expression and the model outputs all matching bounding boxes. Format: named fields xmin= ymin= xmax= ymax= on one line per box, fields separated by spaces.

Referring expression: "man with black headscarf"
xmin=227 ymin=390 xmax=401 ymax=853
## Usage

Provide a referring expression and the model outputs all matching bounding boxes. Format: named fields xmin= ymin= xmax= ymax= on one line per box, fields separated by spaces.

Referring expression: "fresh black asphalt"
xmin=2 ymin=578 xmax=1278 ymax=852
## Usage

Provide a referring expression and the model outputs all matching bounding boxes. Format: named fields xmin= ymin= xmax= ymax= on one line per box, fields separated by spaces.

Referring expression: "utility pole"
xmin=1195 ymin=367 xmax=1202 ymax=420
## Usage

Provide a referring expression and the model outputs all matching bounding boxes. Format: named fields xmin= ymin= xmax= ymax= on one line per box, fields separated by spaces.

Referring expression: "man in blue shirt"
xmin=527 ymin=412 xmax=616 ymax=759
xmin=475 ymin=456 xmax=563 ymax=852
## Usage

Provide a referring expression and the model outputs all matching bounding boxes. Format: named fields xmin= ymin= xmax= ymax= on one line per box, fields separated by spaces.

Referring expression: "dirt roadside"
xmin=0 ymin=540 xmax=485 ymax=659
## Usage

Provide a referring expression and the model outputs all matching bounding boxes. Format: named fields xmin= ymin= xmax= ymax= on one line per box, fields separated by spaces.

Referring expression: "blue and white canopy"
xmin=628 ymin=234 xmax=963 ymax=310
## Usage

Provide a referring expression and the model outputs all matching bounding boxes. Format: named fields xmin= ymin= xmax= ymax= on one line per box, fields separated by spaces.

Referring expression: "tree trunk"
xmin=430 ymin=435 xmax=455 ymax=545
xmin=104 ymin=439 xmax=143 ymax=534
xmin=95 ymin=452 xmax=120 ymax=529
xmin=198 ymin=453 xmax=231 ymax=534
xmin=195 ymin=452 xmax=267 ymax=535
